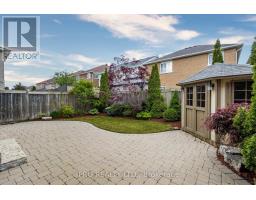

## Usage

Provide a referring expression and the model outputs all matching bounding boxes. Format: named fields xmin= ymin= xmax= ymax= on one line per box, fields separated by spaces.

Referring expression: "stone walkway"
xmin=0 ymin=121 xmax=250 ymax=185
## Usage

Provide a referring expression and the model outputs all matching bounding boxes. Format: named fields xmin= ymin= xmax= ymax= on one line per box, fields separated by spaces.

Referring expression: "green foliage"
xmin=248 ymin=37 xmax=256 ymax=65
xmin=148 ymin=64 xmax=161 ymax=109
xmin=233 ymin=106 xmax=250 ymax=140
xmin=50 ymin=111 xmax=62 ymax=119
xmin=241 ymin=134 xmax=256 ymax=171
xmin=169 ymin=91 xmax=181 ymax=118
xmin=212 ymin=39 xmax=224 ymax=64
xmin=71 ymin=80 xmax=95 ymax=111
xmin=31 ymin=86 xmax=36 ymax=91
xmin=105 ymin=104 xmax=124 ymax=116
xmin=136 ymin=111 xmax=152 ymax=120
xmin=122 ymin=104 xmax=133 ymax=117
xmin=99 ymin=68 xmax=110 ymax=109
xmin=105 ymin=104 xmax=133 ymax=117
xmin=12 ymin=82 xmax=26 ymax=90
xmin=92 ymin=99 xmax=104 ymax=112
xmin=245 ymin=64 xmax=256 ymax=135
xmin=150 ymin=100 xmax=167 ymax=118
xmin=88 ymin=108 xmax=99 ymax=115
xmin=163 ymin=108 xmax=179 ymax=122
xmin=60 ymin=105 xmax=75 ymax=118
xmin=54 ymin=71 xmax=76 ymax=86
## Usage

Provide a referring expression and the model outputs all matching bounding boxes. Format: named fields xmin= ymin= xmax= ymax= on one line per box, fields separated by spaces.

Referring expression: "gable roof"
xmin=178 ymin=63 xmax=252 ymax=85
xmin=115 ymin=56 xmax=158 ymax=68
xmin=147 ymin=43 xmax=243 ymax=64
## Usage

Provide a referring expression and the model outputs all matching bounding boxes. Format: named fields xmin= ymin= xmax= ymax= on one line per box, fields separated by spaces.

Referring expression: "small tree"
xmin=71 ymin=80 xmax=94 ymax=111
xmin=99 ymin=68 xmax=110 ymax=109
xmin=212 ymin=39 xmax=224 ymax=64
xmin=147 ymin=64 xmax=162 ymax=109
xmin=12 ymin=82 xmax=26 ymax=90
xmin=248 ymin=37 xmax=256 ymax=65
xmin=169 ymin=90 xmax=181 ymax=118
xmin=54 ymin=71 xmax=75 ymax=86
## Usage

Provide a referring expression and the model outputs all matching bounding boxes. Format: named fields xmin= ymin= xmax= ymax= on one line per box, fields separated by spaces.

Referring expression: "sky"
xmin=0 ymin=14 xmax=256 ymax=88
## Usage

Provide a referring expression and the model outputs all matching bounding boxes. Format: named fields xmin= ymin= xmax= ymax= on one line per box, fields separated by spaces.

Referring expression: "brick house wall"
xmin=146 ymin=47 xmax=239 ymax=90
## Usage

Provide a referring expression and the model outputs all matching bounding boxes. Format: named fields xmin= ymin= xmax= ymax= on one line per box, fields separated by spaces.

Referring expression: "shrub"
xmin=150 ymin=100 xmax=166 ymax=118
xmin=50 ymin=111 xmax=62 ymax=119
xmin=122 ymin=104 xmax=133 ymax=116
xmin=99 ymin=68 xmax=110 ymax=109
xmin=88 ymin=108 xmax=99 ymax=115
xmin=136 ymin=111 xmax=152 ymax=120
xmin=233 ymin=105 xmax=250 ymax=140
xmin=105 ymin=104 xmax=124 ymax=116
xmin=244 ymin=64 xmax=256 ymax=135
xmin=60 ymin=105 xmax=75 ymax=118
xmin=241 ymin=134 xmax=256 ymax=171
xmin=71 ymin=80 xmax=94 ymax=111
xmin=169 ymin=91 xmax=181 ymax=118
xmin=147 ymin=64 xmax=161 ymax=110
xmin=92 ymin=99 xmax=104 ymax=112
xmin=163 ymin=108 xmax=179 ymax=122
xmin=205 ymin=103 xmax=241 ymax=143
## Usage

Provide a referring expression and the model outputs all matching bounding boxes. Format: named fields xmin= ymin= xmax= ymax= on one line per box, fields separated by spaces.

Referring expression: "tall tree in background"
xmin=12 ymin=82 xmax=26 ymax=90
xmin=248 ymin=37 xmax=256 ymax=65
xmin=99 ymin=68 xmax=110 ymax=108
xmin=147 ymin=64 xmax=161 ymax=109
xmin=54 ymin=71 xmax=75 ymax=86
xmin=212 ymin=39 xmax=224 ymax=64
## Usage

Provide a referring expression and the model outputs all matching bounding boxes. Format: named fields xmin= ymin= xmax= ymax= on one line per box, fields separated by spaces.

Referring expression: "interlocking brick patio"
xmin=0 ymin=121 xmax=250 ymax=185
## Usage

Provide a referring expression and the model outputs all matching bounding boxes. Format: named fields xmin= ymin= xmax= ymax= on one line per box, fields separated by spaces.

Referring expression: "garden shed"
xmin=177 ymin=63 xmax=253 ymax=144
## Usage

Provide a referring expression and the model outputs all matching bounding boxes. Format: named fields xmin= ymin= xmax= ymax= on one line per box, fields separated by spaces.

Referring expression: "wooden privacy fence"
xmin=0 ymin=91 xmax=77 ymax=124
xmin=116 ymin=89 xmax=181 ymax=108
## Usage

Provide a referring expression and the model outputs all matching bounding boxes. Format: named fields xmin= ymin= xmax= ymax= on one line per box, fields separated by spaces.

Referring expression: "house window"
xmin=186 ymin=87 xmax=193 ymax=106
xmin=234 ymin=81 xmax=253 ymax=103
xmin=196 ymin=85 xmax=206 ymax=107
xmin=208 ymin=51 xmax=224 ymax=65
xmin=160 ymin=61 xmax=172 ymax=74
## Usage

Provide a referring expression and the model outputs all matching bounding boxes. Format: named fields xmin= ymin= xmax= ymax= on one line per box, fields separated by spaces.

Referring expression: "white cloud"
xmin=78 ymin=14 xmax=200 ymax=44
xmin=5 ymin=70 xmax=47 ymax=86
xmin=175 ymin=30 xmax=200 ymax=41
xmin=241 ymin=15 xmax=256 ymax=22
xmin=53 ymin=19 xmax=62 ymax=24
xmin=208 ymin=35 xmax=253 ymax=44
xmin=123 ymin=50 xmax=152 ymax=60
xmin=4 ymin=51 xmax=106 ymax=86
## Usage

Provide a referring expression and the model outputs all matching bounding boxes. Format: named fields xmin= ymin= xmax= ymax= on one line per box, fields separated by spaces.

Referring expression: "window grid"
xmin=196 ymin=85 xmax=206 ymax=108
xmin=186 ymin=87 xmax=193 ymax=106
xmin=234 ymin=81 xmax=253 ymax=103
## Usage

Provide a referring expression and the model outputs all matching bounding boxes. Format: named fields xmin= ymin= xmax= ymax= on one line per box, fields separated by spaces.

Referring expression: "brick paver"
xmin=0 ymin=121 xmax=250 ymax=185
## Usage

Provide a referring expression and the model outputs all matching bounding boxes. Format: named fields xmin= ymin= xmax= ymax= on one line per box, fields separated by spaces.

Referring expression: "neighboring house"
xmin=73 ymin=64 xmax=109 ymax=88
xmin=145 ymin=44 xmax=243 ymax=90
xmin=35 ymin=64 xmax=109 ymax=91
xmin=0 ymin=47 xmax=11 ymax=90
xmin=35 ymin=78 xmax=58 ymax=91
xmin=110 ymin=56 xmax=158 ymax=92
xmin=178 ymin=63 xmax=252 ymax=144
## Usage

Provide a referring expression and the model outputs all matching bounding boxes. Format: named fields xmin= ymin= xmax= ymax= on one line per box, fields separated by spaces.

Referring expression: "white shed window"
xmin=208 ymin=51 xmax=224 ymax=65
xmin=160 ymin=61 xmax=172 ymax=74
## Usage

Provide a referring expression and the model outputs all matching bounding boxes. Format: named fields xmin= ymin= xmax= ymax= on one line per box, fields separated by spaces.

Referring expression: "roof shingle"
xmin=178 ymin=63 xmax=252 ymax=85
xmin=148 ymin=44 xmax=243 ymax=64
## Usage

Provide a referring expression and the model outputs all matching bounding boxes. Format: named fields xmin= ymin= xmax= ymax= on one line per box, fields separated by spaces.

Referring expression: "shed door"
xmin=184 ymin=83 xmax=210 ymax=139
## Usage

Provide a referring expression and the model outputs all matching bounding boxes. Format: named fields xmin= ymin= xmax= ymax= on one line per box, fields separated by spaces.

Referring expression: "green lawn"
xmin=69 ymin=116 xmax=172 ymax=134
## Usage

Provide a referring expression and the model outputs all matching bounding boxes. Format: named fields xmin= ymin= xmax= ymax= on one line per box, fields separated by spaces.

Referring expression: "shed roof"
xmin=178 ymin=63 xmax=253 ymax=85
